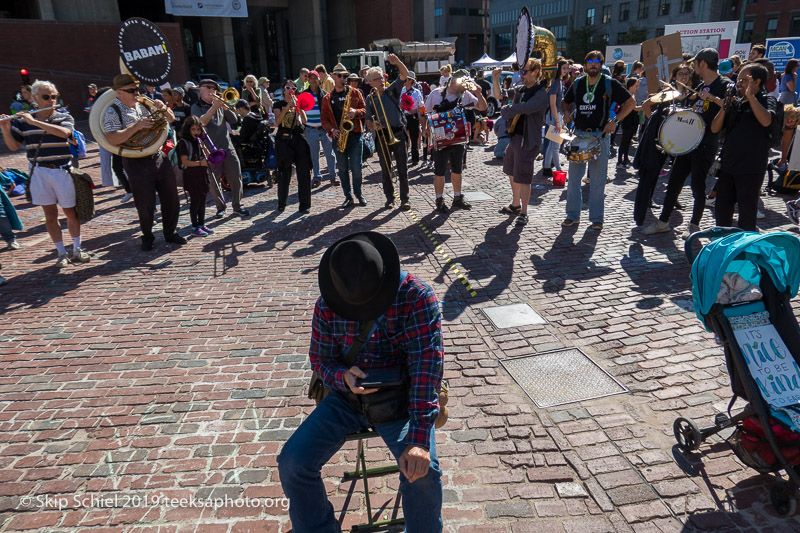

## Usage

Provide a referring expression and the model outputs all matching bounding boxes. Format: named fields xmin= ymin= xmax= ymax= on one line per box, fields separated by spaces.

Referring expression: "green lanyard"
xmin=585 ymin=74 xmax=603 ymax=103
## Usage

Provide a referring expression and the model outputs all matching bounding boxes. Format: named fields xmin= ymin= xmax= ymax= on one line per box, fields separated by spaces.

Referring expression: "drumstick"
xmin=674 ymin=80 xmax=702 ymax=97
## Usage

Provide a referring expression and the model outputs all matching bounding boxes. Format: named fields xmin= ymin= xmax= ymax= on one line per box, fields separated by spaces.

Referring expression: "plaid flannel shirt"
xmin=309 ymin=273 xmax=443 ymax=449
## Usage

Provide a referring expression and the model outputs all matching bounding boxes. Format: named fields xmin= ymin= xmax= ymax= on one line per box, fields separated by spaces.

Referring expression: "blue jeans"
xmin=566 ymin=131 xmax=610 ymax=223
xmin=278 ymin=391 xmax=443 ymax=533
xmin=543 ymin=112 xmax=562 ymax=171
xmin=336 ymin=132 xmax=363 ymax=199
xmin=494 ymin=137 xmax=511 ymax=158
xmin=305 ymin=126 xmax=336 ymax=183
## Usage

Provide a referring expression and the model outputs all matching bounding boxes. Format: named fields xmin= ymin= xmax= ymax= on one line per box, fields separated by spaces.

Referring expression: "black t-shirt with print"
xmin=330 ymin=88 xmax=349 ymax=125
xmin=684 ymin=75 xmax=733 ymax=147
xmin=563 ymin=74 xmax=631 ymax=131
xmin=720 ymin=91 xmax=777 ymax=175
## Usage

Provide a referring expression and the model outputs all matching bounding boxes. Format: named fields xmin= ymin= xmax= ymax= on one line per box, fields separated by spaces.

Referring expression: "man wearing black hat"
xmin=102 ymin=73 xmax=184 ymax=251
xmin=192 ymin=79 xmax=250 ymax=219
xmin=278 ymin=231 xmax=444 ymax=532
xmin=642 ymin=48 xmax=732 ymax=239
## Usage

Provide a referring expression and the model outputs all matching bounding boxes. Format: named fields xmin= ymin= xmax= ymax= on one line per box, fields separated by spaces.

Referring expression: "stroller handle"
xmin=684 ymin=227 xmax=744 ymax=263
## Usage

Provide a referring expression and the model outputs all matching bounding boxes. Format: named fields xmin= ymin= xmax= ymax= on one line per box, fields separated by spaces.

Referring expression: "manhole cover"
xmin=500 ymin=348 xmax=628 ymax=408
xmin=447 ymin=191 xmax=494 ymax=201
xmin=482 ymin=303 xmax=546 ymax=329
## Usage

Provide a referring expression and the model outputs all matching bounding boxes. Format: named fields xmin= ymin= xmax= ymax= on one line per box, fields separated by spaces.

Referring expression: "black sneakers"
xmin=165 ymin=233 xmax=187 ymax=245
xmin=435 ymin=197 xmax=449 ymax=213
xmin=451 ymin=195 xmax=471 ymax=210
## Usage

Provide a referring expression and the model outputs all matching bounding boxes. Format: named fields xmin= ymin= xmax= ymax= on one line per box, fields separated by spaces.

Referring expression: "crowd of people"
xmin=0 ymin=43 xmax=797 ymax=286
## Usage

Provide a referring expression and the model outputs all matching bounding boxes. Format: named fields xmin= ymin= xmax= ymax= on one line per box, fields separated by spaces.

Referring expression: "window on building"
xmin=602 ymin=5 xmax=612 ymax=23
xmin=766 ymin=17 xmax=778 ymax=38
xmin=793 ymin=16 xmax=800 ymax=37
xmin=587 ymin=7 xmax=595 ymax=25
xmin=618 ymin=32 xmax=627 ymax=43
xmin=449 ymin=7 xmax=466 ymax=15
xmin=656 ymin=27 xmax=665 ymax=36
xmin=659 ymin=0 xmax=670 ymax=15
xmin=601 ymin=34 xmax=610 ymax=44
xmin=638 ymin=0 xmax=649 ymax=18
xmin=434 ymin=7 xmax=442 ymax=16
xmin=680 ymin=0 xmax=693 ymax=12
xmin=742 ymin=20 xmax=754 ymax=41
xmin=469 ymin=8 xmax=482 ymax=16
xmin=495 ymin=32 xmax=512 ymax=58
xmin=619 ymin=2 xmax=630 ymax=20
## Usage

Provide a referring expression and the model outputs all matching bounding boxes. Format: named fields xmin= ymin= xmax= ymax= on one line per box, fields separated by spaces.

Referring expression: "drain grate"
xmin=500 ymin=348 xmax=628 ymax=408
xmin=482 ymin=303 xmax=547 ymax=329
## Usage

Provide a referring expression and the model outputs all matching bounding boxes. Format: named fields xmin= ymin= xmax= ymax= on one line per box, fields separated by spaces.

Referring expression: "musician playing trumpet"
xmin=321 ymin=63 xmax=368 ymax=208
xmin=192 ymin=79 xmax=250 ymax=219
xmin=102 ymin=74 xmax=183 ymax=252
xmin=365 ymin=54 xmax=412 ymax=210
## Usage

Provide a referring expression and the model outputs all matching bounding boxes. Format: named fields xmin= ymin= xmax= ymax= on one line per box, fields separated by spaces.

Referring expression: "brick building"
xmin=733 ymin=0 xmax=800 ymax=43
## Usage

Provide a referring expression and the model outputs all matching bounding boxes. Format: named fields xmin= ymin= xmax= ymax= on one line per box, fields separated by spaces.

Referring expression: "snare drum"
xmin=657 ymin=108 xmax=705 ymax=156
xmin=566 ymin=135 xmax=602 ymax=162
xmin=428 ymin=109 xmax=470 ymax=150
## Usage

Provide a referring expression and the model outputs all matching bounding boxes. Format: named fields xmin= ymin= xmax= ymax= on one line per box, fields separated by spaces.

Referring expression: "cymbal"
xmin=651 ymin=89 xmax=681 ymax=103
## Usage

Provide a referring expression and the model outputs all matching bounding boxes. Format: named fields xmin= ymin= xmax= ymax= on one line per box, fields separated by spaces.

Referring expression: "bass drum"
xmin=428 ymin=108 xmax=470 ymax=151
xmin=657 ymin=108 xmax=705 ymax=156
xmin=89 ymin=89 xmax=169 ymax=158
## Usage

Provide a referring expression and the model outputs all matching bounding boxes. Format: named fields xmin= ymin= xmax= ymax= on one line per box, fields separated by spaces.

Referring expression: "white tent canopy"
xmin=498 ymin=52 xmax=517 ymax=66
xmin=471 ymin=53 xmax=499 ymax=68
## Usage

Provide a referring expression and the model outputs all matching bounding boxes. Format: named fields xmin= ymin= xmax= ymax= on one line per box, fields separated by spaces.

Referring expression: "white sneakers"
xmin=641 ymin=220 xmax=670 ymax=235
xmin=56 ymin=248 xmax=91 ymax=268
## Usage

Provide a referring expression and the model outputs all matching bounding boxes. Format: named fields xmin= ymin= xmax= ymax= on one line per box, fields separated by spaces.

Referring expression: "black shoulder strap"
xmin=343 ymin=320 xmax=377 ymax=367
xmin=110 ymin=103 xmax=124 ymax=125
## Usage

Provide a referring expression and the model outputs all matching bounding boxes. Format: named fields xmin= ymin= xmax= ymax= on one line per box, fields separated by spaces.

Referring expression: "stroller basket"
xmin=674 ymin=228 xmax=800 ymax=515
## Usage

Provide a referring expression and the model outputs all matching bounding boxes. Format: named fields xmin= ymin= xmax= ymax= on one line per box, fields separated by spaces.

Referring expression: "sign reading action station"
xmin=118 ymin=17 xmax=172 ymax=85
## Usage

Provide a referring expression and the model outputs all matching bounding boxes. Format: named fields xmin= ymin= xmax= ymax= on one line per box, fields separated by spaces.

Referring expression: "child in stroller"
xmin=674 ymin=228 xmax=800 ymax=515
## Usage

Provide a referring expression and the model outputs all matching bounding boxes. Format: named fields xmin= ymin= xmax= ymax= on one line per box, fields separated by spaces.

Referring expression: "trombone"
xmin=214 ymin=87 xmax=240 ymax=111
xmin=368 ymin=87 xmax=400 ymax=187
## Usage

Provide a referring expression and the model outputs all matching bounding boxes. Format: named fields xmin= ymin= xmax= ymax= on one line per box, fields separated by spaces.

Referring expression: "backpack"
xmin=68 ymin=129 xmax=87 ymax=159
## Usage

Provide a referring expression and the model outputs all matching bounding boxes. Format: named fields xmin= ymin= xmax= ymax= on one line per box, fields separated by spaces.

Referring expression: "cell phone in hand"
xmin=354 ymin=367 xmax=405 ymax=389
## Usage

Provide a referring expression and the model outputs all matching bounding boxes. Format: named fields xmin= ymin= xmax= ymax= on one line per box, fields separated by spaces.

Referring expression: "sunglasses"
xmin=118 ymin=88 xmax=138 ymax=94
xmin=586 ymin=59 xmax=602 ymax=64
xmin=333 ymin=73 xmax=346 ymax=78
xmin=39 ymin=94 xmax=59 ymax=100
xmin=284 ymin=86 xmax=296 ymax=91
xmin=200 ymin=85 xmax=217 ymax=90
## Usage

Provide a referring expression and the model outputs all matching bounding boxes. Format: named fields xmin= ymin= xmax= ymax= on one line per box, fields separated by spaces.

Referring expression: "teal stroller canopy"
xmin=691 ymin=232 xmax=800 ymax=330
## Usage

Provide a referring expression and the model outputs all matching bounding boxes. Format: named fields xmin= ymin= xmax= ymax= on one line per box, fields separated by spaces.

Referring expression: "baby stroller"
xmin=673 ymin=228 xmax=800 ymax=514
xmin=232 ymin=121 xmax=275 ymax=189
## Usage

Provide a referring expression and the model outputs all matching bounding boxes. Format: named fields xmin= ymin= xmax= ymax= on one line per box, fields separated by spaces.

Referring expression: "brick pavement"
xmin=1 ymin=133 xmax=800 ymax=533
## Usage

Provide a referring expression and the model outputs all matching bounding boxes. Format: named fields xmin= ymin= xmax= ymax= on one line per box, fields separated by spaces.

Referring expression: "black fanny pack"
xmin=347 ymin=365 xmax=409 ymax=425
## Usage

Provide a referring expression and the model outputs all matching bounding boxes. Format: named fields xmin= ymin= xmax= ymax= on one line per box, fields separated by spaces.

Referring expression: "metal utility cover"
xmin=500 ymin=348 xmax=628 ymax=408
xmin=483 ymin=303 xmax=547 ymax=329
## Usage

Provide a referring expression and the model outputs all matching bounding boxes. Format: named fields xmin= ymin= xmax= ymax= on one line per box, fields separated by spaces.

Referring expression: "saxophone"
xmin=336 ymin=88 xmax=354 ymax=152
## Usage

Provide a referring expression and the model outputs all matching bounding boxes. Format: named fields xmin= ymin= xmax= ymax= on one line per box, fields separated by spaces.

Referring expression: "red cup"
xmin=553 ymin=171 xmax=566 ymax=187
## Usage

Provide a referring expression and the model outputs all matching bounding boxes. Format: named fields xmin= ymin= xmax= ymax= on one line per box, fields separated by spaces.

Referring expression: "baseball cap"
xmin=235 ymin=99 xmax=249 ymax=110
xmin=199 ymin=78 xmax=220 ymax=90
xmin=718 ymin=59 xmax=733 ymax=75
xmin=87 ymin=83 xmax=97 ymax=90
xmin=307 ymin=71 xmax=320 ymax=79
xmin=690 ymin=48 xmax=719 ymax=66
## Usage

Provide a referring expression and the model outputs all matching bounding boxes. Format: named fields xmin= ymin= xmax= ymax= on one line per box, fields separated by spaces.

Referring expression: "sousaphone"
xmin=515 ymin=7 xmax=558 ymax=81
xmin=89 ymin=17 xmax=173 ymax=158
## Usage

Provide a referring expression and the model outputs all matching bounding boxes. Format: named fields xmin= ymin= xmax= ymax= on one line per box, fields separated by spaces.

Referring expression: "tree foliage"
xmin=567 ymin=26 xmax=606 ymax=62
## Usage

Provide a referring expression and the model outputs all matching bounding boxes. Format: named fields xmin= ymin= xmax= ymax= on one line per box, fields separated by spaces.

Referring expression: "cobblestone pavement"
xmin=1 ymin=133 xmax=800 ymax=533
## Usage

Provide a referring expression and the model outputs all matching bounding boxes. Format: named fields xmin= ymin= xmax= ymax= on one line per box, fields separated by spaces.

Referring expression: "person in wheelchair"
xmin=278 ymin=231 xmax=444 ymax=533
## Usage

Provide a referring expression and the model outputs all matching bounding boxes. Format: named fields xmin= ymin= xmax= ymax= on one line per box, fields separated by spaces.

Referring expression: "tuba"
xmin=507 ymin=8 xmax=558 ymax=135
xmin=89 ymin=91 xmax=170 ymax=158
xmin=336 ymin=87 xmax=354 ymax=152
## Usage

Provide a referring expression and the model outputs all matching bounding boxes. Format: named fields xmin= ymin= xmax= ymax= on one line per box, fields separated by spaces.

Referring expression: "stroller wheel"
xmin=770 ymin=482 xmax=797 ymax=516
xmin=673 ymin=417 xmax=703 ymax=452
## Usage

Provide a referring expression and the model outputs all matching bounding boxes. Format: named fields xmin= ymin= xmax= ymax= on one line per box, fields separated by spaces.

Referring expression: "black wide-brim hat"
xmin=318 ymin=231 xmax=401 ymax=322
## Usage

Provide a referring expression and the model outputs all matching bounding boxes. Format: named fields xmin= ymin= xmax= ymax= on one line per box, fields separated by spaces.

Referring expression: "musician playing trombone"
xmin=102 ymin=74 xmax=183 ymax=252
xmin=365 ymin=54 xmax=412 ymax=210
xmin=192 ymin=79 xmax=251 ymax=219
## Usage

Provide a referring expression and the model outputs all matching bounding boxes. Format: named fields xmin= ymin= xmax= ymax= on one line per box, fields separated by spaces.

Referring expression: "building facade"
xmin=435 ymin=0 xmax=489 ymax=64
xmin=489 ymin=0 xmax=573 ymax=59
xmin=733 ymin=0 xmax=800 ymax=43
xmin=572 ymin=0 xmax=727 ymax=46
